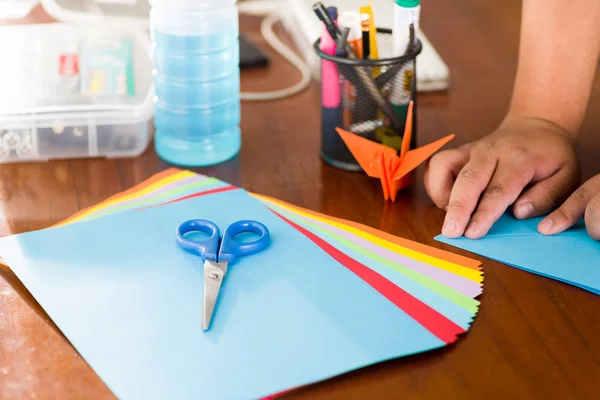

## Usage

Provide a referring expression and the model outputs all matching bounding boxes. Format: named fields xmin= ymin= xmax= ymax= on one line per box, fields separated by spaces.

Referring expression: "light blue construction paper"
xmin=270 ymin=203 xmax=477 ymax=330
xmin=0 ymin=189 xmax=445 ymax=400
xmin=435 ymin=214 xmax=600 ymax=295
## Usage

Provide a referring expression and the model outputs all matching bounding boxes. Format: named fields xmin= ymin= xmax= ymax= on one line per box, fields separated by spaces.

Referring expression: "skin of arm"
xmin=508 ymin=0 xmax=600 ymax=137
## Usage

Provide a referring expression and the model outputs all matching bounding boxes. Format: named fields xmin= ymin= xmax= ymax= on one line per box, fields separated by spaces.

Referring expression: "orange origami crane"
xmin=336 ymin=102 xmax=455 ymax=202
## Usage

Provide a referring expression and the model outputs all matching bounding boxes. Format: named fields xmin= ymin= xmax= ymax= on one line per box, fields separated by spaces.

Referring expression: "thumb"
xmin=424 ymin=148 xmax=469 ymax=210
xmin=512 ymin=165 xmax=579 ymax=220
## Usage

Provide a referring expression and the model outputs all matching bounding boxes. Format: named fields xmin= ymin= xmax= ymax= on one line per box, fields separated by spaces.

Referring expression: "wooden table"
xmin=1 ymin=2 xmax=600 ymax=399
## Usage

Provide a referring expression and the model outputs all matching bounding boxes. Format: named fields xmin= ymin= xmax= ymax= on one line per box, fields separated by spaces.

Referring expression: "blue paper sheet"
xmin=435 ymin=214 xmax=600 ymax=295
xmin=0 ymin=189 xmax=445 ymax=400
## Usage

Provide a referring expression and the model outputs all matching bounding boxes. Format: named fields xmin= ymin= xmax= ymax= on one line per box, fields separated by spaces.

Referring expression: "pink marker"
xmin=320 ymin=7 xmax=340 ymax=108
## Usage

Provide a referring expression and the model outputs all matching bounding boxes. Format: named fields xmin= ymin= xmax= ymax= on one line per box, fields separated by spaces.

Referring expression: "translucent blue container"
xmin=150 ymin=1 xmax=241 ymax=167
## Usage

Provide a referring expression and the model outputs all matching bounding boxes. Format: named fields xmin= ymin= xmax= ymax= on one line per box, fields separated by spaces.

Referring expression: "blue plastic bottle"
xmin=150 ymin=0 xmax=241 ymax=166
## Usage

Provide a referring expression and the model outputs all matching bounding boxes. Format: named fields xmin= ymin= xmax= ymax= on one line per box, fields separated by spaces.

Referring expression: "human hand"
xmin=538 ymin=175 xmax=600 ymax=240
xmin=424 ymin=116 xmax=580 ymax=239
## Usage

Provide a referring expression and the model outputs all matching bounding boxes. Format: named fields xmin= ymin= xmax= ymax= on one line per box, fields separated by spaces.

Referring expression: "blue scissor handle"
xmin=176 ymin=219 xmax=220 ymax=263
xmin=219 ymin=220 xmax=270 ymax=264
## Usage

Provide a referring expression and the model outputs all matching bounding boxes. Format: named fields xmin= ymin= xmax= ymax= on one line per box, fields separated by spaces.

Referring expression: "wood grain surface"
xmin=1 ymin=2 xmax=599 ymax=399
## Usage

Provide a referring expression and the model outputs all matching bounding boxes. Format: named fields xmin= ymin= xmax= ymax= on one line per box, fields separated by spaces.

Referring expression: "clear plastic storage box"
xmin=0 ymin=22 xmax=154 ymax=163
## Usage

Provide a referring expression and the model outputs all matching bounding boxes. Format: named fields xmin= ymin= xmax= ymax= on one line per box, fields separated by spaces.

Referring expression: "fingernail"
xmin=538 ymin=218 xmax=554 ymax=234
xmin=465 ymin=222 xmax=480 ymax=238
xmin=442 ymin=218 xmax=457 ymax=235
xmin=515 ymin=202 xmax=535 ymax=219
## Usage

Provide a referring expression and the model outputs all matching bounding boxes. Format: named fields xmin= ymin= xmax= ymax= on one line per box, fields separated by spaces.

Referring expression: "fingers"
xmin=513 ymin=165 xmax=580 ymax=219
xmin=463 ymin=160 xmax=534 ymax=239
xmin=424 ymin=148 xmax=469 ymax=210
xmin=441 ymin=152 xmax=497 ymax=238
xmin=585 ymin=193 xmax=600 ymax=240
xmin=538 ymin=175 xmax=600 ymax=235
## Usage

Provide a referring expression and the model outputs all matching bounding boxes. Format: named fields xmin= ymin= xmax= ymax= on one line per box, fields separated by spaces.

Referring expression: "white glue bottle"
xmin=390 ymin=0 xmax=420 ymax=133
xmin=393 ymin=0 xmax=420 ymax=56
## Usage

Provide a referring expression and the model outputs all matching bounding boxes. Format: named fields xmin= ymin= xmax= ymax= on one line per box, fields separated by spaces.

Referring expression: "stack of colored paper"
xmin=0 ymin=169 xmax=483 ymax=400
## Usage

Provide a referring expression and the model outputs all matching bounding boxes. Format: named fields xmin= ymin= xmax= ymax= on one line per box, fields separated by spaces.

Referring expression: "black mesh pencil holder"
xmin=314 ymin=28 xmax=423 ymax=171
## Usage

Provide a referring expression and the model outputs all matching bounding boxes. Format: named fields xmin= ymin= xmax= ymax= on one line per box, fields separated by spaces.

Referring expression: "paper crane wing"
xmin=335 ymin=127 xmax=397 ymax=178
xmin=391 ymin=134 xmax=455 ymax=182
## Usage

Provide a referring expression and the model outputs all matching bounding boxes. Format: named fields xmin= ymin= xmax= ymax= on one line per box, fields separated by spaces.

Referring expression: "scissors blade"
xmin=202 ymin=260 xmax=228 ymax=331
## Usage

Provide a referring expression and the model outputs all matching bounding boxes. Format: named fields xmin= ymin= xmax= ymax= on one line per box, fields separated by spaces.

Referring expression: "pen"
xmin=336 ymin=27 xmax=350 ymax=57
xmin=361 ymin=13 xmax=370 ymax=60
xmin=313 ymin=2 xmax=340 ymax=41
xmin=360 ymin=1 xmax=380 ymax=76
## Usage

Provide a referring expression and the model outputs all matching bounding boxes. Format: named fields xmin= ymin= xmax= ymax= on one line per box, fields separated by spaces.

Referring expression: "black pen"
xmin=361 ymin=13 xmax=371 ymax=60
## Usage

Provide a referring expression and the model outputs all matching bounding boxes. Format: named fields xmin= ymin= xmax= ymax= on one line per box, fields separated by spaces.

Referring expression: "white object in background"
xmin=40 ymin=0 xmax=149 ymax=29
xmin=95 ymin=0 xmax=137 ymax=5
xmin=279 ymin=0 xmax=450 ymax=92
xmin=0 ymin=0 xmax=38 ymax=19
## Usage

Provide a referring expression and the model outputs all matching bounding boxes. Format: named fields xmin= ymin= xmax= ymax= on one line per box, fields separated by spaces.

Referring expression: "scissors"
xmin=175 ymin=219 xmax=270 ymax=331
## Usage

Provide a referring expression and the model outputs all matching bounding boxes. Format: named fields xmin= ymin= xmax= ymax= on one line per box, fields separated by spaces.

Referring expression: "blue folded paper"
xmin=435 ymin=214 xmax=600 ymax=295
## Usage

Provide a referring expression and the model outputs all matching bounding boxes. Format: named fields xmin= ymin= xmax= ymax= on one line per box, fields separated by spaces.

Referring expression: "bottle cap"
xmin=395 ymin=0 xmax=420 ymax=7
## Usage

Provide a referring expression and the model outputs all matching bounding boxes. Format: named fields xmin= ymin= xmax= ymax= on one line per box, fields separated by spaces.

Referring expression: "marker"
xmin=319 ymin=5 xmax=340 ymax=109
xmin=318 ymin=4 xmax=343 ymax=162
